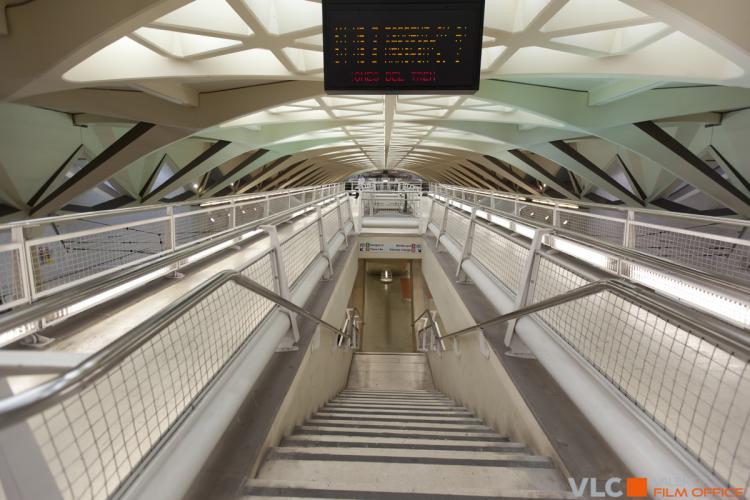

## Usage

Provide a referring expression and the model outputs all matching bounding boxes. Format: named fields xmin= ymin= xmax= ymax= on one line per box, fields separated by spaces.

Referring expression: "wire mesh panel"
xmin=490 ymin=197 xmax=516 ymax=215
xmin=280 ymin=223 xmax=321 ymax=287
xmin=518 ymin=202 xmax=554 ymax=225
xmin=532 ymin=256 xmax=750 ymax=490
xmin=269 ymin=196 xmax=291 ymax=214
xmin=430 ymin=203 xmax=445 ymax=227
xmin=341 ymin=200 xmax=351 ymax=223
xmin=321 ymin=208 xmax=340 ymax=244
xmin=24 ymin=270 xmax=276 ymax=500
xmin=470 ymin=224 xmax=529 ymax=294
xmin=28 ymin=218 xmax=171 ymax=296
xmin=0 ymin=244 xmax=25 ymax=309
xmin=233 ymin=199 xmax=267 ymax=227
xmin=173 ymin=207 xmax=233 ymax=248
xmin=632 ymin=223 xmax=750 ymax=287
xmin=557 ymin=209 xmax=626 ymax=246
xmin=445 ymin=209 xmax=470 ymax=247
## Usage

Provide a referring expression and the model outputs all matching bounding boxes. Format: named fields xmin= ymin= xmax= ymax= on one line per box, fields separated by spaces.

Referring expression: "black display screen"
xmin=322 ymin=0 xmax=485 ymax=94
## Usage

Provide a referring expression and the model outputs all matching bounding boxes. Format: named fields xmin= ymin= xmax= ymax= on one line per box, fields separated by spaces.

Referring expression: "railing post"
xmin=11 ymin=227 xmax=33 ymax=306
xmin=421 ymin=196 xmax=435 ymax=234
xmin=455 ymin=207 xmax=477 ymax=282
xmin=166 ymin=206 xmax=176 ymax=252
xmin=315 ymin=207 xmax=334 ymax=280
xmin=623 ymin=209 xmax=635 ymax=248
xmin=0 ymin=377 xmax=64 ymax=500
xmin=335 ymin=197 xmax=348 ymax=247
xmin=436 ymin=202 xmax=450 ymax=249
xmin=552 ymin=203 xmax=560 ymax=227
xmin=260 ymin=224 xmax=300 ymax=351
xmin=264 ymin=194 xmax=271 ymax=217
xmin=504 ymin=228 xmax=552 ymax=357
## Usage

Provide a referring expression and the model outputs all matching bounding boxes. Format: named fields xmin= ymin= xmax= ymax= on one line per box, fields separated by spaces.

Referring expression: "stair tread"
xmin=245 ymin=478 xmax=575 ymax=499
xmin=300 ymin=421 xmax=497 ymax=433
xmin=284 ymin=435 xmax=524 ymax=449
xmin=256 ymin=459 xmax=568 ymax=492
xmin=273 ymin=445 xmax=540 ymax=461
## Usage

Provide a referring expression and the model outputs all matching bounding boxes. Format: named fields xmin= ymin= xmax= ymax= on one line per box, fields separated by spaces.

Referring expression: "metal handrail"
xmin=432 ymin=196 xmax=750 ymax=300
xmin=413 ymin=278 xmax=750 ymax=360
xmin=0 ymin=271 xmax=349 ymax=427
xmin=0 ymin=193 xmax=346 ymax=335
xmin=433 ymin=183 xmax=750 ymax=227
xmin=0 ymin=183 xmax=342 ymax=228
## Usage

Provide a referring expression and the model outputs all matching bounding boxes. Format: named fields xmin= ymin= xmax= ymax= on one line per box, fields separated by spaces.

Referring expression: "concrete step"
xmin=255 ymin=454 xmax=568 ymax=493
xmin=268 ymin=447 xmax=553 ymax=466
xmin=283 ymin=434 xmax=525 ymax=451
xmin=299 ymin=420 xmax=500 ymax=433
xmin=274 ymin=444 xmax=537 ymax=461
xmin=328 ymin=400 xmax=460 ymax=408
xmin=312 ymin=412 xmax=483 ymax=425
xmin=245 ymin=478 xmax=576 ymax=499
xmin=319 ymin=406 xmax=473 ymax=416
xmin=347 ymin=353 xmax=434 ymax=390
xmin=296 ymin=426 xmax=510 ymax=442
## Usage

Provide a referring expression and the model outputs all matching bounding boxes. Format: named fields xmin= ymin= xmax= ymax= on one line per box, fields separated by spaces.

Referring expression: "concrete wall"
xmin=249 ymin=243 xmax=360 ymax=476
xmin=420 ymin=244 xmax=567 ymax=476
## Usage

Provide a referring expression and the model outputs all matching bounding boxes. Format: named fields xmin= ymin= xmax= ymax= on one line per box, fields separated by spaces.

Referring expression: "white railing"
xmin=429 ymin=193 xmax=750 ymax=328
xmin=432 ymin=183 xmax=750 ymax=288
xmin=360 ymin=191 xmax=421 ymax=217
xmin=0 ymin=184 xmax=342 ymax=309
xmin=0 ymin=185 xmax=344 ymax=347
xmin=426 ymin=198 xmax=750 ymax=492
xmin=0 ymin=194 xmax=354 ymax=500
xmin=361 ymin=181 xmax=423 ymax=192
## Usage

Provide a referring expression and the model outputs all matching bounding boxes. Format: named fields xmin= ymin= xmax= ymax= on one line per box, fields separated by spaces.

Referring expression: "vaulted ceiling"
xmin=1 ymin=0 xmax=750 ymax=220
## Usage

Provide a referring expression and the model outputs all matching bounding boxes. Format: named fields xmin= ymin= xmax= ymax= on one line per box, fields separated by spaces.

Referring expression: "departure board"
xmin=322 ymin=0 xmax=485 ymax=94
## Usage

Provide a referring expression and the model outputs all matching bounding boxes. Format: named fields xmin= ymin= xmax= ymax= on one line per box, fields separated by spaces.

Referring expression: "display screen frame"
xmin=322 ymin=0 xmax=485 ymax=94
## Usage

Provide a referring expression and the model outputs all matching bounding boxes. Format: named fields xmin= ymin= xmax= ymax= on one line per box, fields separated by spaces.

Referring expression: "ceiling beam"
xmin=142 ymin=139 xmax=231 ymax=202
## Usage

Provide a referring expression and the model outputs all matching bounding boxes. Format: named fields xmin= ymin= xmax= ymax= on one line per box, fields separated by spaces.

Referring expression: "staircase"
xmin=245 ymin=353 xmax=572 ymax=499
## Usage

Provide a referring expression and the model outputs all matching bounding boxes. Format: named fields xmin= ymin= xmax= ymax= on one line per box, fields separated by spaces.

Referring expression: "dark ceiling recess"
xmin=322 ymin=0 xmax=485 ymax=94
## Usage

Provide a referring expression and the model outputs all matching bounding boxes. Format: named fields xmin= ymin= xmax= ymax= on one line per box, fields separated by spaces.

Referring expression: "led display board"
xmin=322 ymin=0 xmax=485 ymax=94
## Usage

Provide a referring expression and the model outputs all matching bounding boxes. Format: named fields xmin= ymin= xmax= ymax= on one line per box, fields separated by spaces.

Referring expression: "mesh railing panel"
xmin=234 ymin=200 xmax=267 ymax=227
xmin=0 ymin=246 xmax=24 ymax=307
xmin=492 ymin=198 xmax=516 ymax=214
xmin=471 ymin=224 xmax=529 ymax=294
xmin=281 ymin=223 xmax=321 ymax=287
xmin=430 ymin=203 xmax=445 ymax=227
xmin=557 ymin=210 xmax=626 ymax=246
xmin=341 ymin=201 xmax=351 ymax=223
xmin=532 ymin=256 xmax=750 ymax=490
xmin=518 ymin=202 xmax=554 ymax=225
xmin=632 ymin=223 xmax=750 ymax=287
xmin=445 ymin=209 xmax=469 ymax=247
xmin=321 ymin=208 xmax=339 ymax=244
xmin=28 ymin=219 xmax=170 ymax=296
xmin=25 ymin=257 xmax=276 ymax=500
xmin=173 ymin=208 xmax=232 ymax=248
xmin=269 ymin=196 xmax=290 ymax=214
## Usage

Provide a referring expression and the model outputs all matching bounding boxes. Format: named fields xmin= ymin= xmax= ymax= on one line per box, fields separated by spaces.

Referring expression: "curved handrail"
xmin=413 ymin=278 xmax=750 ymax=360
xmin=0 ymin=193 xmax=347 ymax=335
xmin=0 ymin=270 xmax=349 ymax=427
